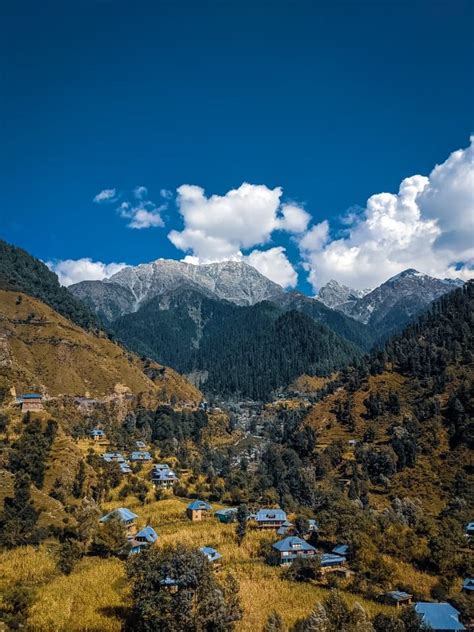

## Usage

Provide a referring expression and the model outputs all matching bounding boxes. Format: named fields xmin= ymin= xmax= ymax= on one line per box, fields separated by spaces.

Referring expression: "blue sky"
xmin=2 ymin=1 xmax=473 ymax=292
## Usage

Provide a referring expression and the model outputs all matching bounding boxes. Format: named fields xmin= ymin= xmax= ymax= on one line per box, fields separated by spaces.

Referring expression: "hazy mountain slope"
xmin=316 ymin=279 xmax=370 ymax=309
xmin=332 ymin=269 xmax=464 ymax=340
xmin=0 ymin=289 xmax=200 ymax=404
xmin=111 ymin=287 xmax=362 ymax=399
xmin=0 ymin=239 xmax=99 ymax=330
xmin=69 ymin=259 xmax=285 ymax=318
xmin=274 ymin=291 xmax=374 ymax=350
xmin=304 ymin=281 xmax=473 ymax=512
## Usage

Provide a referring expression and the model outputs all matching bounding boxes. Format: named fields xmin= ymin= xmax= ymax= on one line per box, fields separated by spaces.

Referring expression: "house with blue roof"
xmin=102 ymin=452 xmax=126 ymax=463
xmin=152 ymin=467 xmax=178 ymax=487
xmin=100 ymin=507 xmax=138 ymax=535
xmin=308 ymin=519 xmax=318 ymax=533
xmin=255 ymin=508 xmax=287 ymax=529
xmin=415 ymin=602 xmax=465 ymax=631
xmin=215 ymin=508 xmax=238 ymax=524
xmin=90 ymin=428 xmax=105 ymax=441
xmin=320 ymin=553 xmax=347 ymax=569
xmin=272 ymin=536 xmax=317 ymax=565
xmin=128 ymin=525 xmax=159 ymax=552
xmin=462 ymin=578 xmax=474 ymax=593
xmin=130 ymin=451 xmax=152 ymax=462
xmin=199 ymin=546 xmax=223 ymax=566
xmin=380 ymin=591 xmax=413 ymax=608
xmin=277 ymin=520 xmax=294 ymax=537
xmin=119 ymin=462 xmax=132 ymax=474
xmin=135 ymin=440 xmax=146 ymax=449
xmin=186 ymin=500 xmax=212 ymax=521
xmin=20 ymin=392 xmax=43 ymax=412
xmin=332 ymin=544 xmax=350 ymax=557
xmin=465 ymin=522 xmax=474 ymax=537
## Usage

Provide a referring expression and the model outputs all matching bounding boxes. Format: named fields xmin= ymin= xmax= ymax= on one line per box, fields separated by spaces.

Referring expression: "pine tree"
xmin=263 ymin=610 xmax=286 ymax=632
xmin=236 ymin=504 xmax=248 ymax=546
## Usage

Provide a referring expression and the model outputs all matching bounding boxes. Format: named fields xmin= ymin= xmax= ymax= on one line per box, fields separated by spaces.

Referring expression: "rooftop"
xmin=415 ymin=602 xmax=465 ymax=631
xmin=135 ymin=526 xmax=158 ymax=543
xmin=100 ymin=507 xmax=138 ymax=523
xmin=272 ymin=536 xmax=316 ymax=553
xmin=199 ymin=546 xmax=222 ymax=562
xmin=256 ymin=508 xmax=287 ymax=521
xmin=187 ymin=499 xmax=212 ymax=511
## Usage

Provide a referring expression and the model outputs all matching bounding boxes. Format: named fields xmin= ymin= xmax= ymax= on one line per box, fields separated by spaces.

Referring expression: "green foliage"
xmin=112 ymin=290 xmax=362 ymax=399
xmin=57 ymin=538 xmax=82 ymax=575
xmin=0 ymin=473 xmax=42 ymax=548
xmin=126 ymin=544 xmax=242 ymax=631
xmin=91 ymin=515 xmax=128 ymax=558
xmin=283 ymin=556 xmax=320 ymax=582
xmin=263 ymin=610 xmax=286 ymax=632
xmin=0 ymin=583 xmax=35 ymax=629
xmin=0 ymin=239 xmax=99 ymax=330
xmin=236 ymin=504 xmax=248 ymax=546
xmin=9 ymin=417 xmax=57 ymax=488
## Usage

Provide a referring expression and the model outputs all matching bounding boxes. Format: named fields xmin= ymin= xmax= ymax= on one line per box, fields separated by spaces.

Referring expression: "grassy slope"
xmin=0 ymin=290 xmax=200 ymax=404
xmin=303 ymin=369 xmax=472 ymax=514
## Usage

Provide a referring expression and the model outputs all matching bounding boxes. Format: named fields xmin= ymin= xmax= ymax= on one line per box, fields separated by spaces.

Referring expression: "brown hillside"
xmin=0 ymin=290 xmax=200 ymax=405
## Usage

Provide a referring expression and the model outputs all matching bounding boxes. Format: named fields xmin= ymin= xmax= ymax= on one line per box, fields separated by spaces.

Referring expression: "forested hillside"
xmin=112 ymin=288 xmax=362 ymax=399
xmin=0 ymin=240 xmax=99 ymax=331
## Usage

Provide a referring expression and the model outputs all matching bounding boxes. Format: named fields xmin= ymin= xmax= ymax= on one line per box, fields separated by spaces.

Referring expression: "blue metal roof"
xmin=332 ymin=544 xmax=349 ymax=556
xmin=386 ymin=591 xmax=412 ymax=601
xmin=130 ymin=451 xmax=151 ymax=460
xmin=90 ymin=429 xmax=104 ymax=436
xmin=215 ymin=508 xmax=237 ymax=516
xmin=187 ymin=500 xmax=212 ymax=511
xmin=272 ymin=536 xmax=316 ymax=553
xmin=199 ymin=546 xmax=222 ymax=562
xmin=152 ymin=469 xmax=178 ymax=480
xmin=135 ymin=526 xmax=158 ymax=543
xmin=136 ymin=441 xmax=146 ymax=448
xmin=415 ymin=603 xmax=465 ymax=631
xmin=22 ymin=393 xmax=42 ymax=399
xmin=119 ymin=463 xmax=132 ymax=473
xmin=100 ymin=507 xmax=138 ymax=523
xmin=256 ymin=508 xmax=287 ymax=522
xmin=320 ymin=553 xmax=346 ymax=567
xmin=465 ymin=522 xmax=474 ymax=531
xmin=463 ymin=578 xmax=474 ymax=591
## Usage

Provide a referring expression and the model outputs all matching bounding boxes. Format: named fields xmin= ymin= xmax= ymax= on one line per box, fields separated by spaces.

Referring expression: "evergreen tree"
xmin=263 ymin=611 xmax=286 ymax=632
xmin=236 ymin=504 xmax=248 ymax=546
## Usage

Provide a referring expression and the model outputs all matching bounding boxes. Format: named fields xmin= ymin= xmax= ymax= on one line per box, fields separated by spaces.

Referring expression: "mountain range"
xmin=68 ymin=256 xmax=468 ymax=397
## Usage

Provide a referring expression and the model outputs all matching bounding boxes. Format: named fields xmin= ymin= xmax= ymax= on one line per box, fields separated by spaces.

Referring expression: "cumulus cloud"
xmin=93 ymin=188 xmax=117 ymax=203
xmin=168 ymin=182 xmax=308 ymax=264
xmin=47 ymin=258 xmax=127 ymax=286
xmin=300 ymin=138 xmax=474 ymax=291
xmin=246 ymin=247 xmax=297 ymax=288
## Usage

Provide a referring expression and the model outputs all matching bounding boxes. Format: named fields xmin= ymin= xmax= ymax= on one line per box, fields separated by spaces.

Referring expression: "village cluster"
xmin=89 ymin=428 xmax=473 ymax=632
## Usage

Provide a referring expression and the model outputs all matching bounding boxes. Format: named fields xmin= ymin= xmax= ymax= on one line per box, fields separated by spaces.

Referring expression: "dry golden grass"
xmin=27 ymin=557 xmax=127 ymax=632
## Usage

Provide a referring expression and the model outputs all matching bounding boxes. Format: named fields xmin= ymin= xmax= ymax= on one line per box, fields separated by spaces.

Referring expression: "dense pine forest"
xmin=0 ymin=240 xmax=99 ymax=331
xmin=112 ymin=289 xmax=362 ymax=399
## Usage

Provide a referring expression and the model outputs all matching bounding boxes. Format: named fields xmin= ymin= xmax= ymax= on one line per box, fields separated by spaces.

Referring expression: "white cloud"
xmin=93 ymin=188 xmax=117 ymax=203
xmin=47 ymin=258 xmax=127 ymax=286
xmin=126 ymin=208 xmax=165 ymax=229
xmin=246 ymin=247 xmax=298 ymax=288
xmin=168 ymin=182 xmax=308 ymax=262
xmin=300 ymin=138 xmax=474 ymax=290
xmin=133 ymin=186 xmax=148 ymax=200
xmin=277 ymin=204 xmax=311 ymax=233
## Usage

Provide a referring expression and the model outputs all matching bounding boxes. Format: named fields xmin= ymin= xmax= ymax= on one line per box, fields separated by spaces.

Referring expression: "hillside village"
xmin=0 ymin=244 xmax=472 ymax=631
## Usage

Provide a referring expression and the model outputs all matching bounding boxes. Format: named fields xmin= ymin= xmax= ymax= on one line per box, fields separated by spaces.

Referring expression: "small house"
xmin=20 ymin=393 xmax=43 ymax=412
xmin=160 ymin=577 xmax=179 ymax=592
xmin=272 ymin=536 xmax=317 ymax=565
xmin=332 ymin=544 xmax=350 ymax=557
xmin=99 ymin=507 xmax=138 ymax=535
xmin=256 ymin=508 xmax=287 ymax=529
xmin=102 ymin=452 xmax=126 ymax=464
xmin=215 ymin=508 xmax=238 ymax=524
xmin=134 ymin=526 xmax=158 ymax=545
xmin=199 ymin=546 xmax=222 ymax=567
xmin=119 ymin=462 xmax=132 ymax=474
xmin=90 ymin=429 xmax=105 ymax=441
xmin=462 ymin=578 xmax=474 ymax=593
xmin=130 ymin=451 xmax=152 ymax=462
xmin=152 ymin=467 xmax=178 ymax=487
xmin=277 ymin=520 xmax=294 ymax=537
xmin=381 ymin=591 xmax=413 ymax=608
xmin=320 ymin=553 xmax=347 ymax=569
xmin=186 ymin=500 xmax=212 ymax=521
xmin=414 ymin=602 xmax=465 ymax=631
xmin=136 ymin=441 xmax=147 ymax=450
xmin=465 ymin=522 xmax=474 ymax=537
xmin=308 ymin=519 xmax=318 ymax=533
